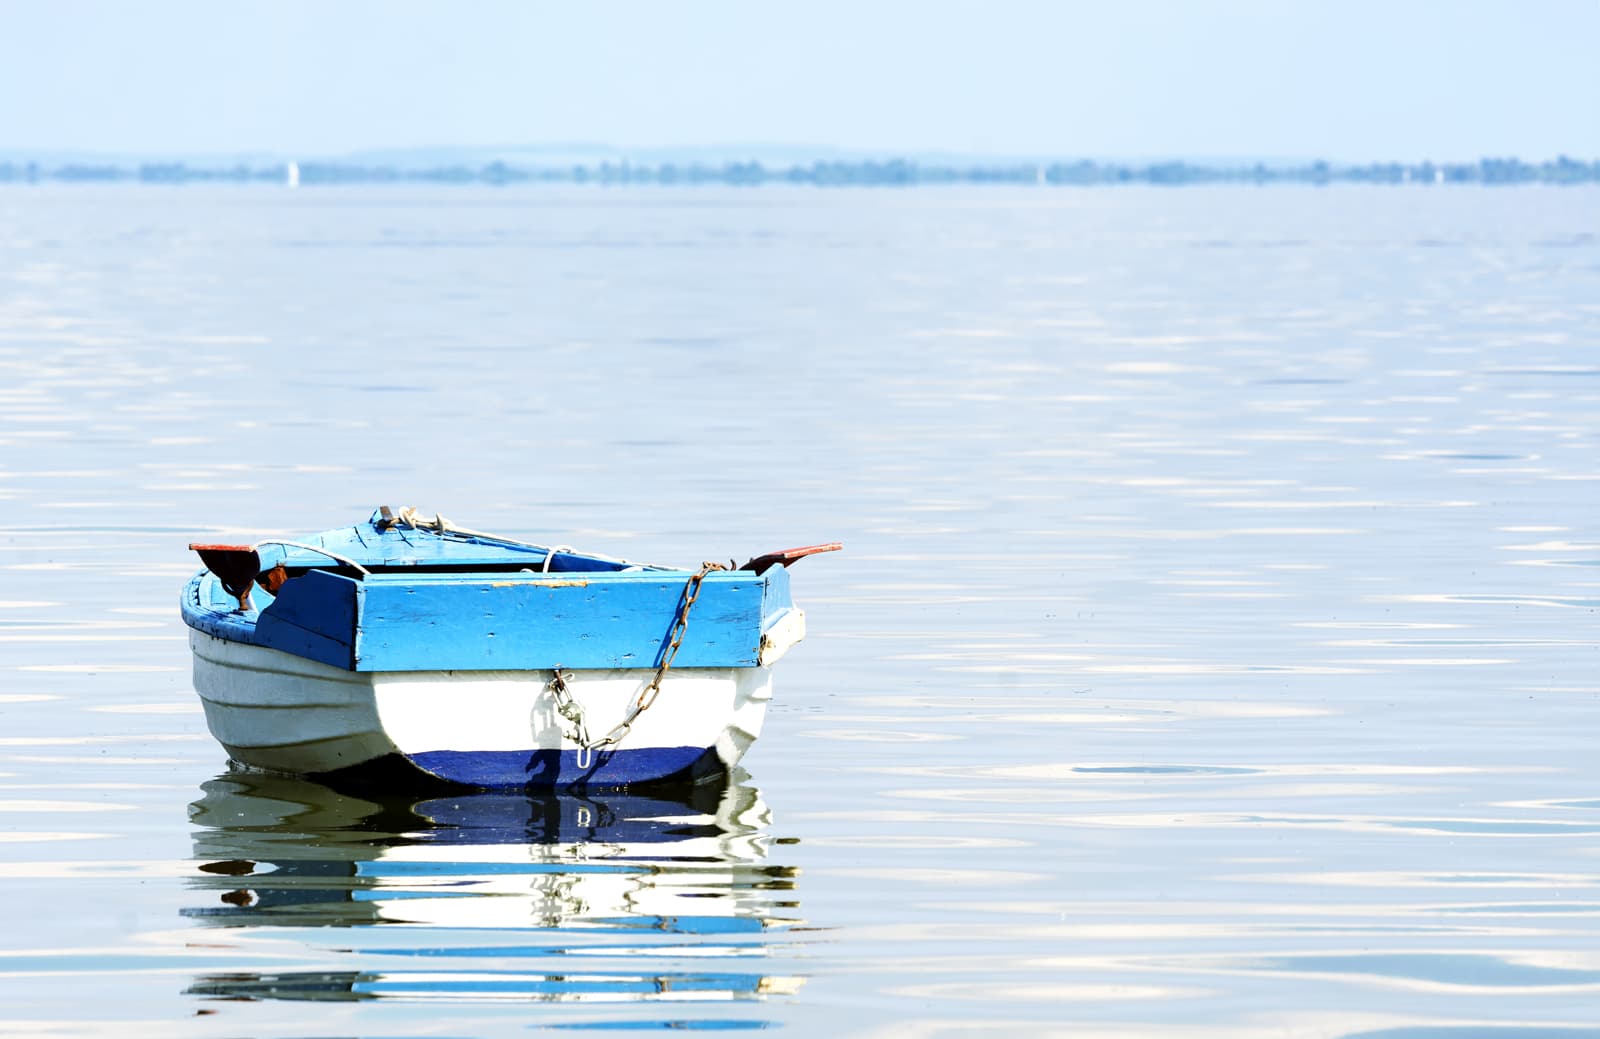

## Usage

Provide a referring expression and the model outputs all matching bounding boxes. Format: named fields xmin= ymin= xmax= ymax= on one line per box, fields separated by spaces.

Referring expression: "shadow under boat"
xmin=183 ymin=768 xmax=803 ymax=1006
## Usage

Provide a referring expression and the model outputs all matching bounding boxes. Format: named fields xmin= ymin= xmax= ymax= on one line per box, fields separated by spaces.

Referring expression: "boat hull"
xmin=190 ymin=630 xmax=774 ymax=790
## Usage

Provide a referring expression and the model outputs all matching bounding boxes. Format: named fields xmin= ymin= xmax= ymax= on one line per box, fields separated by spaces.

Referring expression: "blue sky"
xmin=2 ymin=0 xmax=1595 ymax=161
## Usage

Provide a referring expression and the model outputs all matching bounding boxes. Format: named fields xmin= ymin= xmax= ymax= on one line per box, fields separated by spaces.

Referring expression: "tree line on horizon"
xmin=1 ymin=155 xmax=1596 ymax=187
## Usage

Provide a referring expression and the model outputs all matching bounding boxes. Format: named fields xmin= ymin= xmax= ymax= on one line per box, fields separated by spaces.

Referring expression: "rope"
xmin=380 ymin=505 xmax=630 ymax=570
xmin=254 ymin=540 xmax=372 ymax=575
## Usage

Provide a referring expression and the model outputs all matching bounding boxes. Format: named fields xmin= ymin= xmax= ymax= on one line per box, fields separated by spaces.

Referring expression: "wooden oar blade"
xmin=741 ymin=542 xmax=843 ymax=576
xmin=189 ymin=543 xmax=260 ymax=610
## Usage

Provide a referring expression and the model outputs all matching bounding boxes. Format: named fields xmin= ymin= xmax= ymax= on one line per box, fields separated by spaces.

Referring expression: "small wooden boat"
xmin=180 ymin=507 xmax=838 ymax=790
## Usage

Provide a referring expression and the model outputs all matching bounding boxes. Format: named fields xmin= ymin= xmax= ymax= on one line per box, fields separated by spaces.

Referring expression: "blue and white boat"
xmin=180 ymin=507 xmax=837 ymax=790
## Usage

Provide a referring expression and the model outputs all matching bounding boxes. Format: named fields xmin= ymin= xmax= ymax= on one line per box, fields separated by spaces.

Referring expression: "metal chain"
xmin=547 ymin=563 xmax=726 ymax=768
xmin=547 ymin=670 xmax=591 ymax=748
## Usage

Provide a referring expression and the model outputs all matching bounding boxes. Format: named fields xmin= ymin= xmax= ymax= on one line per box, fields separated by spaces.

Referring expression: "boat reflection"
xmin=183 ymin=770 xmax=803 ymax=1007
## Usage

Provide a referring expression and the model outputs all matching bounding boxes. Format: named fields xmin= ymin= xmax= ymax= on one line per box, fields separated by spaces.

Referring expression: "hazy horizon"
xmin=3 ymin=142 xmax=1594 ymax=169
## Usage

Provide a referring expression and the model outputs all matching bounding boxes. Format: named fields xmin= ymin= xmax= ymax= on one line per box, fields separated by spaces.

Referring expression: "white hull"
xmin=189 ymin=630 xmax=776 ymax=787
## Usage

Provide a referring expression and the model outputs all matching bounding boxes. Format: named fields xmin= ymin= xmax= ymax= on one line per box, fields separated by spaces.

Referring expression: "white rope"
xmin=249 ymin=507 xmax=646 ymax=581
xmin=382 ymin=505 xmax=636 ymax=569
xmin=255 ymin=540 xmax=372 ymax=575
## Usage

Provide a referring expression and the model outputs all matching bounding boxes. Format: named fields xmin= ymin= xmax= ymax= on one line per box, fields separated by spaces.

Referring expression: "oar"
xmin=188 ymin=544 xmax=260 ymax=611
xmin=740 ymin=542 xmax=843 ymax=576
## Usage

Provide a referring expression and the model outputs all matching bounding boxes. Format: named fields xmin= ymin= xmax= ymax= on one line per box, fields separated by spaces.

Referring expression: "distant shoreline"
xmin=3 ymin=156 xmax=1597 ymax=187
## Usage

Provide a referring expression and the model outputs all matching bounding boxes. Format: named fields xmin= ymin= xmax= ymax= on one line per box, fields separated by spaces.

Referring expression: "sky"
xmin=1 ymin=0 xmax=1596 ymax=163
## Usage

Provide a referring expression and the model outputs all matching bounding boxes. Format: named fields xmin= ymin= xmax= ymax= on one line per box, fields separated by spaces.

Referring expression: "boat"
xmin=180 ymin=507 xmax=838 ymax=790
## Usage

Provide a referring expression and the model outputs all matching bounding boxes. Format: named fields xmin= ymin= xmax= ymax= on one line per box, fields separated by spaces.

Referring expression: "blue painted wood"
xmin=181 ymin=573 xmax=256 ymax=642
xmin=255 ymin=511 xmax=656 ymax=573
xmin=406 ymin=745 xmax=713 ymax=789
xmin=759 ymin=564 xmax=794 ymax=629
xmin=353 ymin=571 xmax=767 ymax=671
xmin=182 ymin=512 xmax=802 ymax=674
xmin=254 ymin=568 xmax=360 ymax=670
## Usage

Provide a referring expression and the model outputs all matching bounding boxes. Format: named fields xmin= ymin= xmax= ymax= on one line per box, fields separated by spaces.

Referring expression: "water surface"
xmin=0 ymin=183 xmax=1597 ymax=1036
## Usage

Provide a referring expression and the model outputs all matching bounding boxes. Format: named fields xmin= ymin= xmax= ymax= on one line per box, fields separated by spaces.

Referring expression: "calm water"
xmin=0 ymin=183 xmax=1597 ymax=1037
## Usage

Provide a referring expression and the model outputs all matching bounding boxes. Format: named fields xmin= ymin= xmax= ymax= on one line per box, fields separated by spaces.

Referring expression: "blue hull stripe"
xmin=408 ymin=746 xmax=712 ymax=789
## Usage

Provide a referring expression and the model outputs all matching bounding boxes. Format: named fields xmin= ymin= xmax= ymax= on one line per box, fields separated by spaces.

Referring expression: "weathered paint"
xmin=353 ymin=570 xmax=769 ymax=671
xmin=181 ymin=518 xmax=798 ymax=673
xmin=758 ymin=607 xmax=807 ymax=666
